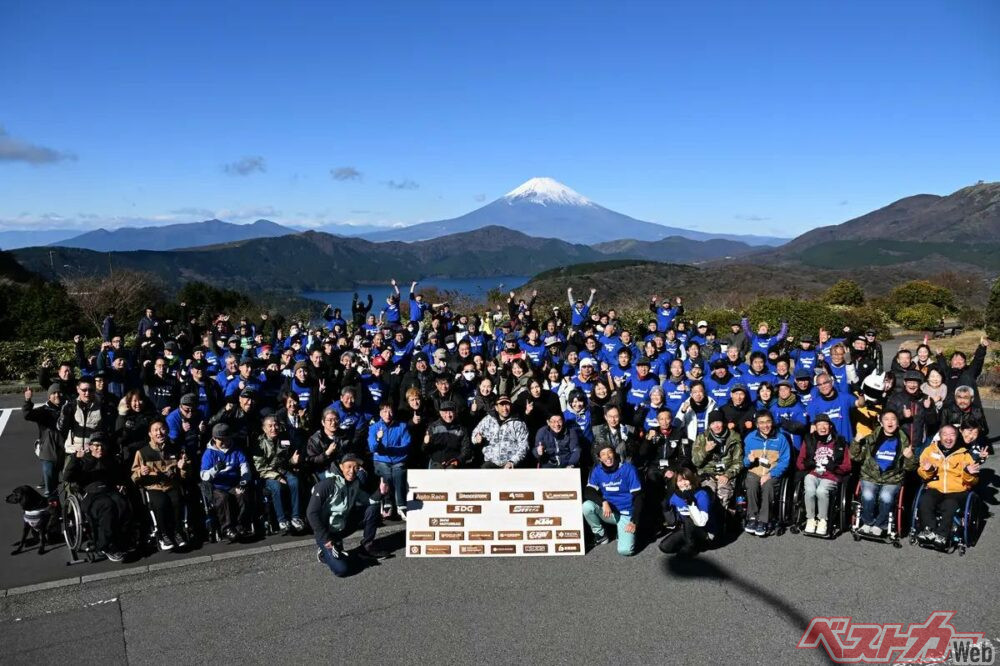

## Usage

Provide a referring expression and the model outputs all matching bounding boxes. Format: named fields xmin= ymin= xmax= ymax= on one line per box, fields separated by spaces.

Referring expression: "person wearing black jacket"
xmin=62 ymin=437 xmax=131 ymax=562
xmin=142 ymin=357 xmax=180 ymax=416
xmin=351 ymin=293 xmax=374 ymax=330
xmin=886 ymin=370 xmax=939 ymax=454
xmin=423 ymin=402 xmax=472 ymax=468
xmin=306 ymin=409 xmax=355 ymax=477
xmin=179 ymin=359 xmax=224 ymax=420
xmin=721 ymin=385 xmax=755 ymax=438
xmin=22 ymin=385 xmax=64 ymax=499
xmin=934 ymin=338 xmax=989 ymax=403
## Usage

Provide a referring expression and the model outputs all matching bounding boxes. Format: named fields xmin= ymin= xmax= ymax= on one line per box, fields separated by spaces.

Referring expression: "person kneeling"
xmin=916 ymin=425 xmax=980 ymax=548
xmin=582 ymin=444 xmax=642 ymax=556
xmin=659 ymin=468 xmax=716 ymax=557
xmin=308 ymin=454 xmax=389 ymax=577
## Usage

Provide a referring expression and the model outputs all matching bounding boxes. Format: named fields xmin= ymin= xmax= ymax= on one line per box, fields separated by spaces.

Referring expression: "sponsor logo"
xmin=429 ymin=517 xmax=464 ymax=527
xmin=555 ymin=543 xmax=581 ymax=553
xmin=460 ymin=545 xmax=485 ymax=555
xmin=468 ymin=531 xmax=495 ymax=540
xmin=408 ymin=531 xmax=435 ymax=540
xmin=522 ymin=544 xmax=549 ymax=554
xmin=425 ymin=545 xmax=452 ymax=555
xmin=446 ymin=504 xmax=483 ymax=514
xmin=527 ymin=517 xmax=562 ymax=526
xmin=543 ymin=491 xmax=578 ymax=500
xmin=500 ymin=491 xmax=535 ymax=501
xmin=490 ymin=544 xmax=517 ymax=554
xmin=509 ymin=504 xmax=544 ymax=514
xmin=797 ymin=612 xmax=990 ymax=664
xmin=556 ymin=530 xmax=582 ymax=539
xmin=457 ymin=492 xmax=491 ymax=501
xmin=527 ymin=530 xmax=552 ymax=540
xmin=498 ymin=531 xmax=524 ymax=540
xmin=413 ymin=492 xmax=448 ymax=501
xmin=438 ymin=531 xmax=465 ymax=541
xmin=409 ymin=545 xmax=421 ymax=555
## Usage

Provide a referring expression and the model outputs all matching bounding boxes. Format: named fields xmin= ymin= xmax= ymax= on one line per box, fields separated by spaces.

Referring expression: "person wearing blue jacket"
xmin=740 ymin=352 xmax=775 ymax=401
xmin=659 ymin=467 xmax=717 ymax=557
xmin=533 ymin=413 xmax=581 ymax=468
xmin=806 ymin=373 xmax=856 ymax=441
xmin=624 ymin=357 xmax=659 ymax=410
xmin=741 ymin=316 xmax=789 ymax=355
xmin=368 ymin=401 xmax=411 ymax=519
xmin=200 ymin=424 xmax=252 ymax=540
xmin=771 ymin=380 xmax=810 ymax=451
xmin=567 ymin=287 xmax=596 ymax=328
xmin=742 ymin=412 xmax=792 ymax=536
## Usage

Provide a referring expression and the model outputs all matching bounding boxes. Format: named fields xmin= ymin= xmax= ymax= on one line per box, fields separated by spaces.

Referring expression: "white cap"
xmin=697 ymin=320 xmax=708 ymax=328
xmin=579 ymin=357 xmax=597 ymax=367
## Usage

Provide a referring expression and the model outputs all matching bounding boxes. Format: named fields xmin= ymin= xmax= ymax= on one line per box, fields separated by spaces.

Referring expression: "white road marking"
xmin=0 ymin=408 xmax=13 ymax=440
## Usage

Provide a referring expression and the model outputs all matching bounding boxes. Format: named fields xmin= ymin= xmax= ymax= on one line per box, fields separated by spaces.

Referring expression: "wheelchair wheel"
xmin=775 ymin=475 xmax=795 ymax=535
xmin=62 ymin=492 xmax=84 ymax=553
xmin=788 ymin=479 xmax=804 ymax=535
xmin=964 ymin=493 xmax=985 ymax=550
xmin=831 ymin=481 xmax=851 ymax=537
xmin=909 ymin=484 xmax=926 ymax=545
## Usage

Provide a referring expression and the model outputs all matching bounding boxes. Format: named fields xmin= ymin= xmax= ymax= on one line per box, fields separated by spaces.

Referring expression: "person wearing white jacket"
xmin=676 ymin=381 xmax=717 ymax=441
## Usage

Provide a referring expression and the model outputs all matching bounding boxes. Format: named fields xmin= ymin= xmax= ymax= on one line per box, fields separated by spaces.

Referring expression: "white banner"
xmin=405 ymin=468 xmax=586 ymax=557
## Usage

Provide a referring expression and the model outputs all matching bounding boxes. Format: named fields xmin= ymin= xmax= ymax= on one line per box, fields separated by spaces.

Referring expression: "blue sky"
xmin=1 ymin=0 xmax=998 ymax=236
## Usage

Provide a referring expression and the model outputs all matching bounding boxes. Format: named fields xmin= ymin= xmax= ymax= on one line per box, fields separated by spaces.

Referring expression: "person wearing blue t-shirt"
xmin=583 ymin=444 xmax=643 ymax=556
xmin=658 ymin=467 xmax=716 ymax=557
xmin=567 ymin=287 xmax=596 ymax=328
xmin=806 ymin=372 xmax=856 ymax=441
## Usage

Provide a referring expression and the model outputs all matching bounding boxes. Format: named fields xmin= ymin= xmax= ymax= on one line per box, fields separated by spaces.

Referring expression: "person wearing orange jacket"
xmin=915 ymin=424 xmax=980 ymax=548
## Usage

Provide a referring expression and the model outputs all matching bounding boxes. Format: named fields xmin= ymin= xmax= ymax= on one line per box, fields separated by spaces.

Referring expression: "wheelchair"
xmin=138 ymin=485 xmax=204 ymax=551
xmin=199 ymin=481 xmax=271 ymax=542
xmin=61 ymin=484 xmax=98 ymax=565
xmin=908 ymin=485 xmax=985 ymax=556
xmin=787 ymin=473 xmax=853 ymax=539
xmin=735 ymin=470 xmax=796 ymax=537
xmin=850 ymin=479 xmax=907 ymax=548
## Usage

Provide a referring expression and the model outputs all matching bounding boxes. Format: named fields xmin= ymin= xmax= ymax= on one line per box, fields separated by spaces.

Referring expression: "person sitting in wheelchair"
xmin=795 ymin=413 xmax=851 ymax=535
xmin=915 ymin=424 xmax=980 ymax=548
xmin=132 ymin=419 xmax=192 ymax=551
xmin=63 ymin=435 xmax=131 ymax=562
xmin=200 ymin=423 xmax=252 ymax=541
xmin=849 ymin=410 xmax=916 ymax=537
xmin=250 ymin=415 xmax=305 ymax=534
xmin=742 ymin=411 xmax=792 ymax=537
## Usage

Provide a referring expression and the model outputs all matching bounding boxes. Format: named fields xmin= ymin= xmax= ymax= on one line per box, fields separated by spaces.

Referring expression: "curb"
xmin=1 ymin=537 xmax=316 ymax=598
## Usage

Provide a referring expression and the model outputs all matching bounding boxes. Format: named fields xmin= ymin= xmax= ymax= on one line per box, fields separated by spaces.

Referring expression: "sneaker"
xmin=917 ymin=528 xmax=936 ymax=543
xmin=104 ymin=550 xmax=126 ymax=563
xmin=744 ymin=519 xmax=757 ymax=534
xmin=173 ymin=532 xmax=188 ymax=549
xmin=397 ymin=507 xmax=407 ymax=522
xmin=816 ymin=519 xmax=828 ymax=536
xmin=158 ymin=536 xmax=174 ymax=551
xmin=593 ymin=534 xmax=610 ymax=546
xmin=869 ymin=525 xmax=882 ymax=537
xmin=804 ymin=518 xmax=817 ymax=534
xmin=858 ymin=524 xmax=872 ymax=535
xmin=278 ymin=520 xmax=290 ymax=533
xmin=315 ymin=548 xmax=324 ymax=563
xmin=933 ymin=533 xmax=947 ymax=548
xmin=224 ymin=528 xmax=238 ymax=543
xmin=290 ymin=517 xmax=306 ymax=532
xmin=754 ymin=521 xmax=767 ymax=537
xmin=357 ymin=543 xmax=391 ymax=560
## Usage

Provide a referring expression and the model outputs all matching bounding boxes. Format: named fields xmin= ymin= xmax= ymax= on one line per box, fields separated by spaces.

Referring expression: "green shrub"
xmin=823 ymin=279 xmax=865 ymax=306
xmin=896 ymin=303 xmax=944 ymax=330
xmin=957 ymin=307 xmax=985 ymax=329
xmin=886 ymin=280 xmax=955 ymax=318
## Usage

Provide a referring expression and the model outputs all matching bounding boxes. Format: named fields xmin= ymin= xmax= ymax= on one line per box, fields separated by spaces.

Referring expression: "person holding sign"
xmin=849 ymin=410 xmax=916 ymax=537
xmin=582 ymin=444 xmax=643 ymax=556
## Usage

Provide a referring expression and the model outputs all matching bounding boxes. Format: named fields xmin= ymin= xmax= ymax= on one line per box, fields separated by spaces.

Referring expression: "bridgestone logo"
xmin=457 ymin=492 xmax=491 ymax=500
xmin=509 ymin=504 xmax=544 ymax=513
xmin=527 ymin=517 xmax=562 ymax=526
xmin=446 ymin=504 xmax=482 ymax=514
xmin=543 ymin=491 xmax=578 ymax=500
xmin=414 ymin=492 xmax=448 ymax=501
xmin=500 ymin=491 xmax=535 ymax=500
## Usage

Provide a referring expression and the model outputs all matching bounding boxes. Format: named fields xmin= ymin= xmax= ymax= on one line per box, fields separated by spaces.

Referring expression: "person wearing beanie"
xmin=22 ymin=383 xmax=65 ymax=499
xmin=795 ymin=414 xmax=851 ymax=535
xmin=692 ymin=409 xmax=744 ymax=510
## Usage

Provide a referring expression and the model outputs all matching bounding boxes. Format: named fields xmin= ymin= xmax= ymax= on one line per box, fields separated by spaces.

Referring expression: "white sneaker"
xmin=290 ymin=517 xmax=306 ymax=531
xmin=397 ymin=507 xmax=407 ymax=522
xmin=858 ymin=524 xmax=872 ymax=535
xmin=816 ymin=519 xmax=828 ymax=536
xmin=804 ymin=519 xmax=817 ymax=534
xmin=278 ymin=520 xmax=290 ymax=533
xmin=870 ymin=525 xmax=883 ymax=537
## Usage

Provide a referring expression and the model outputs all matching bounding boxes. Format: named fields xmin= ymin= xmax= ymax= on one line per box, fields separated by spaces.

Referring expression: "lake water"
xmin=302 ymin=275 xmax=530 ymax=314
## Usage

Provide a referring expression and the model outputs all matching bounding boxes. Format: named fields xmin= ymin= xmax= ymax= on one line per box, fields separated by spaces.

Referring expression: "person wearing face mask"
xmin=658 ymin=467 xmax=717 ymax=557
xmin=849 ymin=410 xmax=916 ymax=537
xmin=796 ymin=414 xmax=851 ymax=536
xmin=915 ymin=424 xmax=980 ymax=548
xmin=692 ymin=410 xmax=743 ymax=512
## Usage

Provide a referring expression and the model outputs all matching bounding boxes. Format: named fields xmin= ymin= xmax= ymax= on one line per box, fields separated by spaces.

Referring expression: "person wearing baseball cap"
xmin=308 ymin=452 xmax=390 ymax=576
xmin=424 ymin=400 xmax=472 ymax=469
xmin=886 ymin=369 xmax=938 ymax=454
xmin=471 ymin=394 xmax=529 ymax=468
xmin=796 ymin=412 xmax=851 ymax=536
xmin=772 ymin=378 xmax=809 ymax=451
xmin=200 ymin=423 xmax=252 ymax=541
xmin=790 ymin=334 xmax=821 ymax=374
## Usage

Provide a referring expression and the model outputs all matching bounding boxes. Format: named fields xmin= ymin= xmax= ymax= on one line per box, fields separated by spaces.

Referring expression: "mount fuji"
xmin=361 ymin=177 xmax=786 ymax=246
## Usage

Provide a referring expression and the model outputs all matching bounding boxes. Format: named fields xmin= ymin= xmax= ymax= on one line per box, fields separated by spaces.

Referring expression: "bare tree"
xmin=63 ymin=270 xmax=164 ymax=336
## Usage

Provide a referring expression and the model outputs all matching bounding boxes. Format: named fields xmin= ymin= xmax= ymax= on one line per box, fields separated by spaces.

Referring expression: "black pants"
xmin=83 ymin=491 xmax=131 ymax=552
xmin=658 ymin=518 xmax=708 ymax=556
xmin=918 ymin=488 xmax=966 ymax=538
xmin=745 ymin=472 xmax=777 ymax=524
xmin=146 ymin=487 xmax=184 ymax=537
xmin=212 ymin=488 xmax=250 ymax=531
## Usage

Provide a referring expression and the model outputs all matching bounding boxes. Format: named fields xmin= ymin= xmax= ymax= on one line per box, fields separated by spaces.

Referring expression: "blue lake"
xmin=302 ymin=275 xmax=530 ymax=314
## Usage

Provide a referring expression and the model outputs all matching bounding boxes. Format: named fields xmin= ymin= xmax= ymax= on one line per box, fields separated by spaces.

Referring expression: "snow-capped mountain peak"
xmin=502 ymin=177 xmax=593 ymax=207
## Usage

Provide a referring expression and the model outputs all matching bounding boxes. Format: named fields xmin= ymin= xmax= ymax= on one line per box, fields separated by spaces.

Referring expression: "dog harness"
xmin=23 ymin=508 xmax=46 ymax=529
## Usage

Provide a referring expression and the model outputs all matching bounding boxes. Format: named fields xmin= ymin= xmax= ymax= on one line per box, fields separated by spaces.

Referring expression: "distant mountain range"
xmin=50 ymin=218 xmax=297 ymax=251
xmin=594 ymin=236 xmax=755 ymax=262
xmin=360 ymin=178 xmax=787 ymax=246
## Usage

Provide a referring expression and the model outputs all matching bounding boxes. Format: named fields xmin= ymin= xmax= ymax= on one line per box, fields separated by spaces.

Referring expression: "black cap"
xmin=495 ymin=395 xmax=512 ymax=405
xmin=413 ymin=352 xmax=429 ymax=364
xmin=179 ymin=393 xmax=198 ymax=407
xmin=903 ymin=370 xmax=924 ymax=383
xmin=164 ymin=341 xmax=179 ymax=351
xmin=708 ymin=409 xmax=725 ymax=426
xmin=794 ymin=368 xmax=811 ymax=380
xmin=189 ymin=359 xmax=208 ymax=371
xmin=239 ymin=387 xmax=257 ymax=398
xmin=800 ymin=334 xmax=815 ymax=343
xmin=813 ymin=413 xmax=832 ymax=425
xmin=212 ymin=423 xmax=231 ymax=439
xmin=776 ymin=379 xmax=793 ymax=389
xmin=711 ymin=358 xmax=728 ymax=370
xmin=340 ymin=453 xmax=364 ymax=466
xmin=439 ymin=400 xmax=457 ymax=412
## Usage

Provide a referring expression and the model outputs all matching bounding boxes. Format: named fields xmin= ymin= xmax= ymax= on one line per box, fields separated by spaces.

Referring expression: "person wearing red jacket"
xmin=796 ymin=414 xmax=851 ymax=536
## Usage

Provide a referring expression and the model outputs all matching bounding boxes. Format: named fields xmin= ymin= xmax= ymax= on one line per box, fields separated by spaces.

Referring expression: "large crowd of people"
xmin=18 ymin=279 xmax=992 ymax=574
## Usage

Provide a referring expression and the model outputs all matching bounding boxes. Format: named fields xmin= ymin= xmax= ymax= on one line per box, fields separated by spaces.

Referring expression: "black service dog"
xmin=5 ymin=485 xmax=58 ymax=555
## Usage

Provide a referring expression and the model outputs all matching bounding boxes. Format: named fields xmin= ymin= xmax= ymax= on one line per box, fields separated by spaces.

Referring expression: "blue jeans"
xmin=264 ymin=474 xmax=301 ymax=523
xmin=374 ymin=461 xmax=407 ymax=510
xmin=582 ymin=499 xmax=636 ymax=556
xmin=40 ymin=459 xmax=59 ymax=500
xmin=860 ymin=480 xmax=899 ymax=529
xmin=313 ymin=503 xmax=380 ymax=578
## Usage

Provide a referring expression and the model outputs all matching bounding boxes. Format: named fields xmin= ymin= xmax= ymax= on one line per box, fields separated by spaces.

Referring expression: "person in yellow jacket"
xmin=915 ymin=424 xmax=980 ymax=547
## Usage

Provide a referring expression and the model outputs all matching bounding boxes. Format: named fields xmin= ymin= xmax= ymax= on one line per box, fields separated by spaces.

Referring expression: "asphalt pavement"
xmin=2 ymin=349 xmax=1000 ymax=664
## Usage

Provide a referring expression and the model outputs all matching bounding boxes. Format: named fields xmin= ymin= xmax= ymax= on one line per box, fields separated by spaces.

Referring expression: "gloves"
xmin=213 ymin=459 xmax=227 ymax=472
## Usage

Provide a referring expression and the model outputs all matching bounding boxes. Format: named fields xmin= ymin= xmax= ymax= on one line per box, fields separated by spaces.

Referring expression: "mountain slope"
xmin=51 ymin=219 xmax=299 ymax=251
xmin=0 ymin=229 xmax=80 ymax=250
xmin=593 ymin=236 xmax=756 ymax=262
xmin=362 ymin=177 xmax=787 ymax=246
